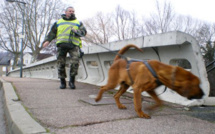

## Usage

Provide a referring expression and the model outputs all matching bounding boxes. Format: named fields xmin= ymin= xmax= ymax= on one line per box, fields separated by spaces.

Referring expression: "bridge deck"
xmin=1 ymin=77 xmax=215 ymax=134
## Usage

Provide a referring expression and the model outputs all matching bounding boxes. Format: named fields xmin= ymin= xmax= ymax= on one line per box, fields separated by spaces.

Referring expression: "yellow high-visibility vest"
xmin=56 ymin=19 xmax=81 ymax=47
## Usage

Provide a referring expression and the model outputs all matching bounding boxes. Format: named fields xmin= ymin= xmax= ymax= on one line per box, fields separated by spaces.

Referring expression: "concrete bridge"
xmin=2 ymin=31 xmax=215 ymax=134
xmin=7 ymin=31 xmax=214 ymax=106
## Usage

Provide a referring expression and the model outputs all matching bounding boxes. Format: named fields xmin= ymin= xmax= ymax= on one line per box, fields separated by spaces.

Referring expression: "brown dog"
xmin=95 ymin=44 xmax=204 ymax=119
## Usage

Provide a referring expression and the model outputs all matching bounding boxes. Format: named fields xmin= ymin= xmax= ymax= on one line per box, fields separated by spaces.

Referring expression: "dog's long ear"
xmin=173 ymin=80 xmax=201 ymax=98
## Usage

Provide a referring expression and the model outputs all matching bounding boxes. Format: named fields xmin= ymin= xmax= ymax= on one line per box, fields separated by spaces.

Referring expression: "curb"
xmin=0 ymin=78 xmax=49 ymax=134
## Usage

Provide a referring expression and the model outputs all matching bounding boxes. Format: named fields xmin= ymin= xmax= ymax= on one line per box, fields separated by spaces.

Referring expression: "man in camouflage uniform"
xmin=43 ymin=7 xmax=87 ymax=89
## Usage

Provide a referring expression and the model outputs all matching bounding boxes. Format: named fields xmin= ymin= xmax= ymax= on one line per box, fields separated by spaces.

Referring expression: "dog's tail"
xmin=114 ymin=44 xmax=143 ymax=61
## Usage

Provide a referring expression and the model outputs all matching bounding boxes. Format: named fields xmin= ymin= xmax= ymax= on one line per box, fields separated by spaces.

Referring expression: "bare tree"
xmin=142 ymin=0 xmax=175 ymax=35
xmin=196 ymin=23 xmax=215 ymax=46
xmin=83 ymin=6 xmax=143 ymax=45
xmin=112 ymin=5 xmax=131 ymax=40
xmin=129 ymin=11 xmax=143 ymax=38
xmin=83 ymin=12 xmax=113 ymax=44
xmin=141 ymin=0 xmax=212 ymax=43
xmin=25 ymin=0 xmax=65 ymax=62
xmin=0 ymin=0 xmax=66 ymax=65
xmin=0 ymin=1 xmax=28 ymax=68
xmin=83 ymin=5 xmax=143 ymax=45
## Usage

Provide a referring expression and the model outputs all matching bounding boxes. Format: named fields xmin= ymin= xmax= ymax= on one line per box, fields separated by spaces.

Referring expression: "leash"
xmin=151 ymin=47 xmax=167 ymax=95
xmin=143 ymin=60 xmax=167 ymax=96
xmin=71 ymin=30 xmax=131 ymax=60
xmin=73 ymin=30 xmax=167 ymax=95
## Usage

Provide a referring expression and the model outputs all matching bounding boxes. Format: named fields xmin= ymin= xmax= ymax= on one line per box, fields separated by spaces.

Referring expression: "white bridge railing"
xmin=8 ymin=31 xmax=214 ymax=106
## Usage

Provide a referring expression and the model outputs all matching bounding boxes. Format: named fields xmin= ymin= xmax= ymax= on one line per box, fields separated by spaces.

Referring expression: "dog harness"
xmin=126 ymin=59 xmax=163 ymax=86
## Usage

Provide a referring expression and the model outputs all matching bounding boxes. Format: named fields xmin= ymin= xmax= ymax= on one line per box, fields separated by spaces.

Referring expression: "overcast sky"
xmin=63 ymin=0 xmax=215 ymax=23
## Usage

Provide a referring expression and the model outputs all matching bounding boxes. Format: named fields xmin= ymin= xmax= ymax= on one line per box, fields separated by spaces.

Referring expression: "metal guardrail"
xmin=206 ymin=60 xmax=215 ymax=73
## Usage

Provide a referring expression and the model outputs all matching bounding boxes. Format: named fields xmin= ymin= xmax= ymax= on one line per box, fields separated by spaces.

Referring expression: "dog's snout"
xmin=188 ymin=89 xmax=205 ymax=100
xmin=188 ymin=96 xmax=202 ymax=100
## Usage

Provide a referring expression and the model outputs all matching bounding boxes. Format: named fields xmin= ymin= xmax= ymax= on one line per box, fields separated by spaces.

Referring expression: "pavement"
xmin=0 ymin=88 xmax=7 ymax=134
xmin=1 ymin=76 xmax=215 ymax=134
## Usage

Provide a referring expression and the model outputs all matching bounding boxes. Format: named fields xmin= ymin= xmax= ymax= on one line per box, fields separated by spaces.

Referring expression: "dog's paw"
xmin=138 ymin=112 xmax=151 ymax=119
xmin=118 ymin=104 xmax=127 ymax=109
xmin=145 ymin=106 xmax=154 ymax=111
xmin=95 ymin=97 xmax=101 ymax=102
xmin=145 ymin=104 xmax=162 ymax=111
xmin=143 ymin=115 xmax=151 ymax=119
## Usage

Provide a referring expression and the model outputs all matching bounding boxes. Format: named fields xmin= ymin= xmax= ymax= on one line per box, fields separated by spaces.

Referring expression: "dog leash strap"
xmin=71 ymin=30 xmax=127 ymax=59
xmin=157 ymin=86 xmax=167 ymax=96
xmin=143 ymin=61 xmax=158 ymax=78
xmin=126 ymin=59 xmax=162 ymax=86
xmin=171 ymin=67 xmax=177 ymax=89
xmin=142 ymin=61 xmax=162 ymax=86
xmin=126 ymin=60 xmax=134 ymax=85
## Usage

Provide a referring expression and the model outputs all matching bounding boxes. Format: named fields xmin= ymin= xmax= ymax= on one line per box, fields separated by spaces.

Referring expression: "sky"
xmin=63 ymin=0 xmax=215 ymax=23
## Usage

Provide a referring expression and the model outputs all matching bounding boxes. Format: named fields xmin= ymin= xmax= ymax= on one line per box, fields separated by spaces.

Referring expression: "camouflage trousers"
xmin=56 ymin=46 xmax=80 ymax=78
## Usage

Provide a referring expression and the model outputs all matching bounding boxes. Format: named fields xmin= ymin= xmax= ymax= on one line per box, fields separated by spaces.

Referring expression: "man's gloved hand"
xmin=79 ymin=48 xmax=84 ymax=58
xmin=71 ymin=27 xmax=77 ymax=33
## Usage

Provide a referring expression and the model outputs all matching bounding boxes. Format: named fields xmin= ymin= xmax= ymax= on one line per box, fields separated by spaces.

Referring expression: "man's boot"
xmin=69 ymin=76 xmax=76 ymax=89
xmin=60 ymin=78 xmax=66 ymax=89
